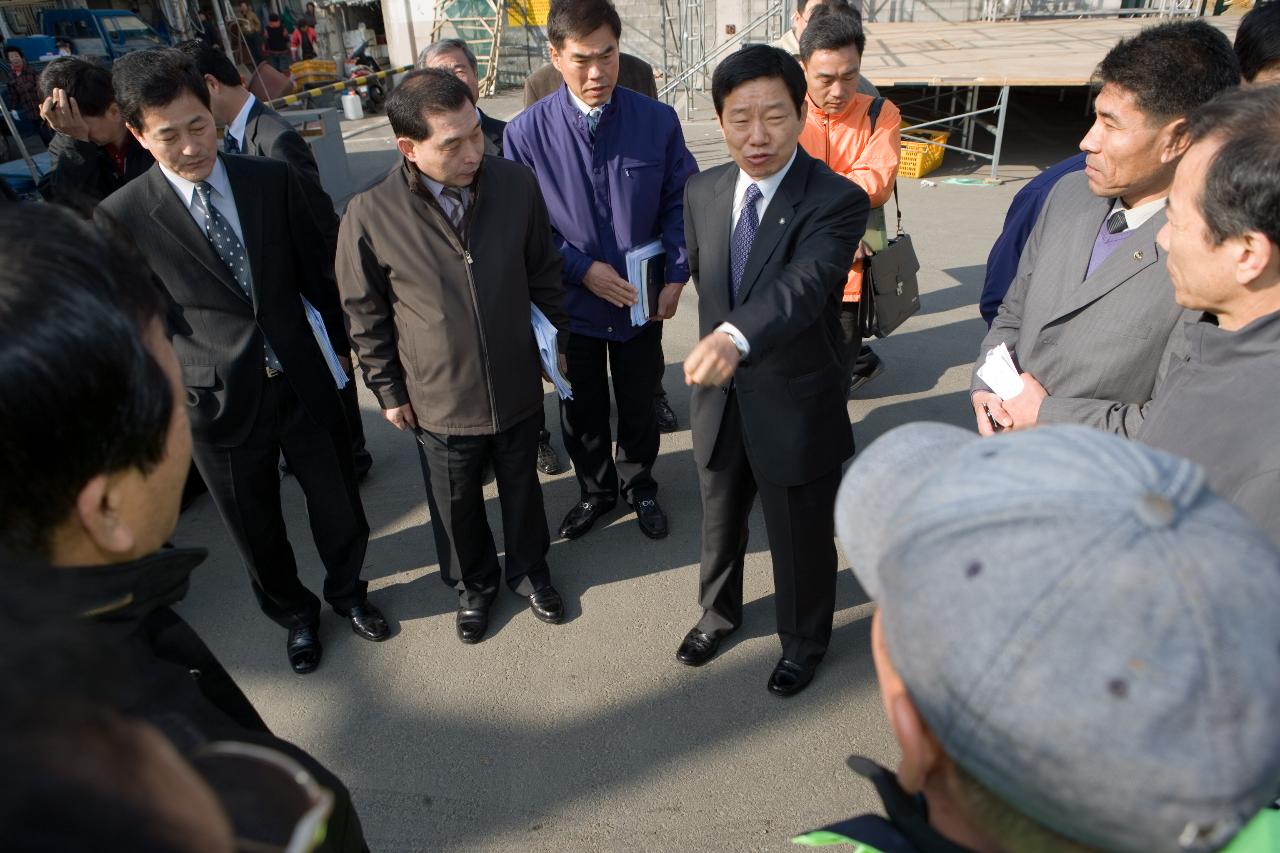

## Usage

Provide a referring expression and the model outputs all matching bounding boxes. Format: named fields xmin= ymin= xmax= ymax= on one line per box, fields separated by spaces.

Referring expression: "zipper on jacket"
xmin=457 ymin=242 xmax=501 ymax=431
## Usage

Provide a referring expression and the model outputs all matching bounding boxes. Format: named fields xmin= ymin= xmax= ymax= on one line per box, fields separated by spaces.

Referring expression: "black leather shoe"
xmin=536 ymin=440 xmax=566 ymax=475
xmin=336 ymin=602 xmax=390 ymax=642
xmin=655 ymin=395 xmax=678 ymax=433
xmin=634 ymin=497 xmax=669 ymax=539
xmin=456 ymin=605 xmax=490 ymax=644
xmin=287 ymin=624 xmax=322 ymax=674
xmin=528 ymin=586 xmax=564 ymax=624
xmin=675 ymin=628 xmax=721 ymax=666
xmin=767 ymin=658 xmax=818 ymax=697
xmin=848 ymin=348 xmax=885 ymax=394
xmin=558 ymin=498 xmax=616 ymax=540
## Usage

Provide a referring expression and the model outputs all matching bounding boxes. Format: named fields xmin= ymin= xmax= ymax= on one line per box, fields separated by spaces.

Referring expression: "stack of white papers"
xmin=531 ymin=305 xmax=572 ymax=400
xmin=626 ymin=239 xmax=664 ymax=327
xmin=301 ymin=296 xmax=349 ymax=390
xmin=976 ymin=343 xmax=1024 ymax=400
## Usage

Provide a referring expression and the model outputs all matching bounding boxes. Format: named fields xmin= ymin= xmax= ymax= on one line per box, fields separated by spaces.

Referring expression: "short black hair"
xmin=712 ymin=44 xmax=807 ymax=118
xmin=5 ymin=45 xmax=23 ymax=60
xmin=1235 ymin=1 xmax=1280 ymax=82
xmin=546 ymin=0 xmax=622 ymax=50
xmin=1094 ymin=20 xmax=1240 ymax=123
xmin=799 ymin=5 xmax=866 ymax=61
xmin=38 ymin=57 xmax=116 ymax=117
xmin=798 ymin=0 xmax=858 ymax=18
xmin=386 ymin=67 xmax=473 ymax=140
xmin=1181 ymin=85 xmax=1280 ymax=248
xmin=267 ymin=11 xmax=280 ymax=21
xmin=112 ymin=47 xmax=211 ymax=130
xmin=175 ymin=39 xmax=241 ymax=87
xmin=0 ymin=205 xmax=172 ymax=556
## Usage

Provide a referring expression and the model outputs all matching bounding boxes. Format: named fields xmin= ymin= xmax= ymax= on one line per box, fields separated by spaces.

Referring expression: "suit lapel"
xmin=145 ymin=166 xmax=250 ymax=306
xmin=735 ymin=151 xmax=808 ymax=304
xmin=700 ymin=164 xmax=737 ymax=311
xmin=223 ymin=155 xmax=266 ymax=313
xmin=243 ymin=99 xmax=264 ymax=152
xmin=1047 ymin=210 xmax=1164 ymax=324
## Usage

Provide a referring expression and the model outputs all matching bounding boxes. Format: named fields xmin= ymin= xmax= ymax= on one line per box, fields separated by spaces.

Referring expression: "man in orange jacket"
xmin=798 ymin=7 xmax=900 ymax=393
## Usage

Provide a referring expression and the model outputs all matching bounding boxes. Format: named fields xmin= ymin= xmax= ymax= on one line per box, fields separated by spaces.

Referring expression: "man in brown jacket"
xmin=337 ymin=69 xmax=569 ymax=644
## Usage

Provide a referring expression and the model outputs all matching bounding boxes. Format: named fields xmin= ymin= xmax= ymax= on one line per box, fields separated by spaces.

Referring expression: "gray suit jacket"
xmin=972 ymin=172 xmax=1184 ymax=436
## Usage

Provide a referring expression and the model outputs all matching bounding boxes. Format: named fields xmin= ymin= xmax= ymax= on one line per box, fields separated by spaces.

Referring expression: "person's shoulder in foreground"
xmin=797 ymin=421 xmax=1280 ymax=853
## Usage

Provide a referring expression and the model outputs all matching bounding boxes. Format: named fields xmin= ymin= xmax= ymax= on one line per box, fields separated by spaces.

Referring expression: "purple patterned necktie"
xmin=730 ymin=182 xmax=761 ymax=305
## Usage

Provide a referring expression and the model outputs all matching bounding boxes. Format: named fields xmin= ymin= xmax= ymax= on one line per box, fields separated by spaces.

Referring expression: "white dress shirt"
xmin=159 ymin=157 xmax=246 ymax=247
xmin=567 ymin=89 xmax=611 ymax=116
xmin=1109 ymin=195 xmax=1166 ymax=231
xmin=717 ymin=148 xmax=800 ymax=357
xmin=225 ymin=92 xmax=257 ymax=153
xmin=418 ymin=173 xmax=471 ymax=224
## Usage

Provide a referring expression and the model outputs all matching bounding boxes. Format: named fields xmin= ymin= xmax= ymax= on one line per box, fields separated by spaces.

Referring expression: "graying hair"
xmin=417 ymin=38 xmax=478 ymax=72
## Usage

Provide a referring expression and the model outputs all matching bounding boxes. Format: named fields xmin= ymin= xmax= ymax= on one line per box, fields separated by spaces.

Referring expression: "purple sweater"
xmin=504 ymin=84 xmax=698 ymax=342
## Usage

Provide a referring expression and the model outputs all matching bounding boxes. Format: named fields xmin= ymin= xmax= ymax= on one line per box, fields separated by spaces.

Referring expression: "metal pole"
xmin=987 ymin=84 xmax=1009 ymax=182
xmin=210 ymin=0 xmax=233 ymax=57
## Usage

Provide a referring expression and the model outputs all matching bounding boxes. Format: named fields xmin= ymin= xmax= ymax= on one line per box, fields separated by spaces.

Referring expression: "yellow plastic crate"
xmin=899 ymin=125 xmax=949 ymax=180
xmin=290 ymin=58 xmax=339 ymax=89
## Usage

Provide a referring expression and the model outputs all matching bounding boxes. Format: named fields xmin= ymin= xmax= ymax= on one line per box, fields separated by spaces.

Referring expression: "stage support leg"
xmin=987 ymin=85 xmax=1010 ymax=184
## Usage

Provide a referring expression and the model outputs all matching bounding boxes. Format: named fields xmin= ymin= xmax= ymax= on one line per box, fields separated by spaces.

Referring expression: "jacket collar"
xmin=15 ymin=546 xmax=209 ymax=623
xmin=1185 ymin=305 xmax=1280 ymax=363
xmin=850 ymin=757 xmax=982 ymax=853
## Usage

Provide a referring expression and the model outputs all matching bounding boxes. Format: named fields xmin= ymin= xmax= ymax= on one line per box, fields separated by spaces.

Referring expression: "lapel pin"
xmin=1133 ymin=250 xmax=1144 ymax=260
xmin=779 ymin=217 xmax=786 ymax=225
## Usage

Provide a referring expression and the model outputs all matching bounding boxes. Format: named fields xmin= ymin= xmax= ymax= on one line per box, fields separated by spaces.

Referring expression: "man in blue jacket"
xmin=505 ymin=0 xmax=697 ymax=542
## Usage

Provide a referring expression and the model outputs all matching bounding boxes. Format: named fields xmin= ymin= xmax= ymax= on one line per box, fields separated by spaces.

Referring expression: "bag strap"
xmin=868 ymin=96 xmax=904 ymax=237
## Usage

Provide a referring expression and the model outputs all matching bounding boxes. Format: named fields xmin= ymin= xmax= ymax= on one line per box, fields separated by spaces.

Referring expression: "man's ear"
xmin=73 ymin=473 xmax=137 ymax=557
xmin=395 ymin=137 xmax=417 ymax=161
xmin=203 ymin=73 xmax=221 ymax=96
xmin=1235 ymin=230 xmax=1276 ymax=287
xmin=127 ymin=122 xmax=149 ymax=151
xmin=549 ymin=44 xmax=563 ymax=75
xmin=1159 ymin=117 xmax=1190 ymax=164
xmin=871 ymin=611 xmax=946 ymax=794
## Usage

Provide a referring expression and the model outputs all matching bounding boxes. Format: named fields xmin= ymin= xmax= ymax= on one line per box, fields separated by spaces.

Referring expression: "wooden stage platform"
xmin=862 ymin=16 xmax=1241 ymax=89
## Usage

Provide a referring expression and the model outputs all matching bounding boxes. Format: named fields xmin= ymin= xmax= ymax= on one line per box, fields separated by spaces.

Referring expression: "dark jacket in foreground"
xmin=6 ymin=547 xmax=368 ymax=852
xmin=1136 ymin=308 xmax=1280 ymax=545
xmin=41 ymin=131 xmax=154 ymax=209
xmin=684 ymin=148 xmax=866 ymax=487
xmin=96 ymin=156 xmax=349 ymax=448
xmin=337 ymin=156 xmax=567 ymax=435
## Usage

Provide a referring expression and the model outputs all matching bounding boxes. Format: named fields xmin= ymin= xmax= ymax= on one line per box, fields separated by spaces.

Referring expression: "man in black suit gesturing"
xmin=676 ymin=46 xmax=867 ymax=696
xmin=96 ymin=48 xmax=389 ymax=674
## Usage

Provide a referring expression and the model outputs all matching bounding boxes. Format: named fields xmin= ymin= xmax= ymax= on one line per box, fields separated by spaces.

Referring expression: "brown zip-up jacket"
xmin=337 ymin=156 xmax=567 ymax=435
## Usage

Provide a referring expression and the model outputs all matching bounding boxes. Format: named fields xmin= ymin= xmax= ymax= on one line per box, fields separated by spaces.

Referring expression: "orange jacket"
xmin=799 ymin=93 xmax=901 ymax=301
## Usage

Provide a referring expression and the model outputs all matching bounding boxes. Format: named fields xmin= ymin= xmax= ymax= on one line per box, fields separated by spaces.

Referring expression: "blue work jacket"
xmin=504 ymin=83 xmax=698 ymax=342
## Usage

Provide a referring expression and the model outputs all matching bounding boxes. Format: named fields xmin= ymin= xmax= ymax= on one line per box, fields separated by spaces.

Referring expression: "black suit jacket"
xmin=685 ymin=148 xmax=867 ymax=486
xmin=243 ymin=98 xmax=340 ymax=255
xmin=96 ymin=156 xmax=349 ymax=448
xmin=480 ymin=109 xmax=505 ymax=156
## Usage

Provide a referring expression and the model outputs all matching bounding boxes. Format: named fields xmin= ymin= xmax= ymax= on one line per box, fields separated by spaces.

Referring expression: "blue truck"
xmin=5 ymin=9 xmax=169 ymax=69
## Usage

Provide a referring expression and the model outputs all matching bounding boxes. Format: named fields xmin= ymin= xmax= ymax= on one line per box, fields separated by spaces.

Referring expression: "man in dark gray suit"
xmin=972 ymin=21 xmax=1239 ymax=436
xmin=180 ymin=39 xmax=374 ymax=479
xmin=677 ymin=46 xmax=866 ymax=697
xmin=96 ymin=48 xmax=389 ymax=674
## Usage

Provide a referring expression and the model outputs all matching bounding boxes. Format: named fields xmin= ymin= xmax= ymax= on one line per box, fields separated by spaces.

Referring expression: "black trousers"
xmin=695 ymin=392 xmax=842 ymax=669
xmin=839 ymin=302 xmax=864 ymax=392
xmin=416 ymin=410 xmax=552 ymax=609
xmin=193 ymin=376 xmax=369 ymax=629
xmin=560 ymin=322 xmax=661 ymax=504
xmin=338 ymin=372 xmax=372 ymax=471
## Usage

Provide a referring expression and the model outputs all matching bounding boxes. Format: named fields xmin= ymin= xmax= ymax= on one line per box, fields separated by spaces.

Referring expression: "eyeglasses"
xmin=189 ymin=741 xmax=334 ymax=853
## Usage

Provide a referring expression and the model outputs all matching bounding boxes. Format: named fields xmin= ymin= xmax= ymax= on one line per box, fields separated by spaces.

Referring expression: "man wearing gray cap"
xmin=793 ymin=422 xmax=1280 ymax=853
xmin=1125 ymin=86 xmax=1280 ymax=546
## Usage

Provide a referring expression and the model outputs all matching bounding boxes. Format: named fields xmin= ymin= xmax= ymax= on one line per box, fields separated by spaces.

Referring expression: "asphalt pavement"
xmin=172 ymin=86 xmax=1087 ymax=851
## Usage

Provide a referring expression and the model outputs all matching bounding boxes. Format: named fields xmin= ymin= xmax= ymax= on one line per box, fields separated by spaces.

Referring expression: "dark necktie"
xmin=730 ymin=183 xmax=762 ymax=304
xmin=1106 ymin=208 xmax=1128 ymax=235
xmin=441 ymin=186 xmax=466 ymax=230
xmin=192 ymin=181 xmax=282 ymax=371
xmin=587 ymin=107 xmax=602 ymax=141
xmin=224 ymin=130 xmax=240 ymax=155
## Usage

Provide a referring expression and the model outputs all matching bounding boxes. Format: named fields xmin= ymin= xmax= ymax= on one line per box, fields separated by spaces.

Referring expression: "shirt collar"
xmin=734 ymin=147 xmax=798 ymax=215
xmin=227 ymin=92 xmax=256 ymax=147
xmin=417 ymin=171 xmax=470 ymax=206
xmin=1112 ymin=195 xmax=1166 ymax=231
xmin=159 ymin=156 xmax=232 ymax=209
xmin=567 ymin=86 xmax=610 ymax=117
